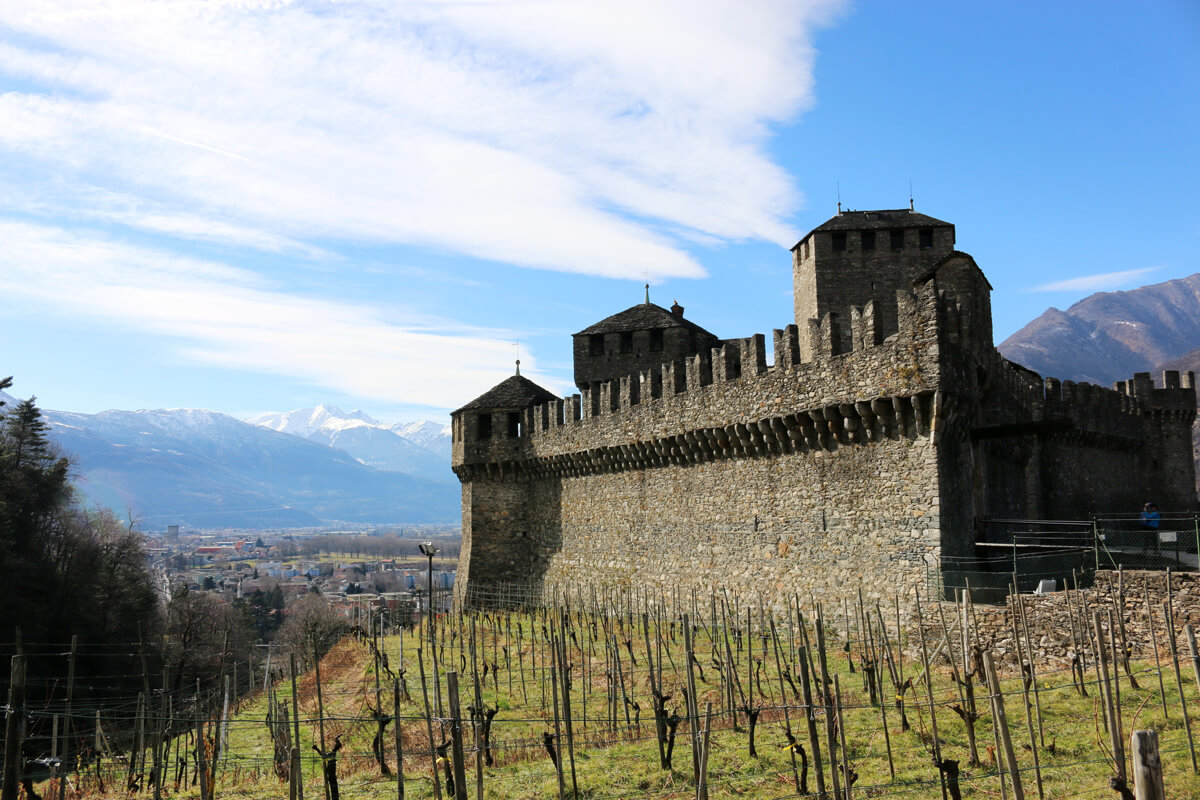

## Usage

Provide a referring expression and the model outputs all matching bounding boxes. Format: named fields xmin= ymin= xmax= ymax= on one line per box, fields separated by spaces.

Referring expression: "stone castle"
xmin=451 ymin=208 xmax=1198 ymax=606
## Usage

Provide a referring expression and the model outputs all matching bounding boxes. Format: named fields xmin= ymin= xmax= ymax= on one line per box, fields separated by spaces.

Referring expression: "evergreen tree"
xmin=0 ymin=379 xmax=163 ymax=703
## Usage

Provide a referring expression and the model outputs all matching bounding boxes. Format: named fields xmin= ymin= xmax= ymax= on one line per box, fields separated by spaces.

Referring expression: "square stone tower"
xmin=792 ymin=208 xmax=956 ymax=358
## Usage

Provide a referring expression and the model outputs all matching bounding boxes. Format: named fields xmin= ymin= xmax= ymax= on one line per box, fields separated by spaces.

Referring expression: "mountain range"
xmin=246 ymin=405 xmax=452 ymax=477
xmin=0 ymin=393 xmax=458 ymax=529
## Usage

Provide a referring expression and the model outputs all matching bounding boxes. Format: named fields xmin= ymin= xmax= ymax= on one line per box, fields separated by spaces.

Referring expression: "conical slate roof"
xmin=455 ymin=375 xmax=558 ymax=413
xmin=575 ymin=302 xmax=716 ymax=338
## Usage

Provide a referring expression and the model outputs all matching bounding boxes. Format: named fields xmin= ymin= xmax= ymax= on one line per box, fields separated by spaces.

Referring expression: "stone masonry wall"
xmin=531 ymin=433 xmax=942 ymax=611
xmin=923 ymin=570 xmax=1200 ymax=671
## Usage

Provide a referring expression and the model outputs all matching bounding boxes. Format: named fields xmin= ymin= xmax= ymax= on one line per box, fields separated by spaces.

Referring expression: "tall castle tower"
xmin=791 ymin=208 xmax=955 ymax=358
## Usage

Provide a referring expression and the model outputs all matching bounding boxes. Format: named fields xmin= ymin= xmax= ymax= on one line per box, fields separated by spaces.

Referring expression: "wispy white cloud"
xmin=1027 ymin=267 xmax=1159 ymax=293
xmin=0 ymin=0 xmax=842 ymax=281
xmin=0 ymin=183 xmax=331 ymax=257
xmin=0 ymin=220 xmax=565 ymax=409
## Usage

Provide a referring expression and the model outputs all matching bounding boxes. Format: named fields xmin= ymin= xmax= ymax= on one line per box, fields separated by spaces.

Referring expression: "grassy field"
xmin=53 ymin=603 xmax=1200 ymax=799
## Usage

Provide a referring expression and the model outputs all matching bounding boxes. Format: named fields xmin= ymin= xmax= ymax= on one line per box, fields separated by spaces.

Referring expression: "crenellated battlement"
xmin=454 ymin=280 xmax=953 ymax=472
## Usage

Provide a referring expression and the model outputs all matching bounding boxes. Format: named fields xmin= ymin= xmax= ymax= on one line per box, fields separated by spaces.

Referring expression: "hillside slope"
xmin=998 ymin=273 xmax=1200 ymax=385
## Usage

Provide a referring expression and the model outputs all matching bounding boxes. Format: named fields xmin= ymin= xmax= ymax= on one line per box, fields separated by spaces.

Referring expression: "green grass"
xmin=59 ymin=611 xmax=1200 ymax=799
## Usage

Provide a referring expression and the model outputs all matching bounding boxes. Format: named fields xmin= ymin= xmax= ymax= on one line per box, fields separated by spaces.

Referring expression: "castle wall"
xmin=456 ymin=282 xmax=966 ymax=609
xmin=453 ymin=239 xmax=1197 ymax=610
xmin=523 ymin=283 xmax=945 ymax=458
xmin=531 ymin=434 xmax=941 ymax=610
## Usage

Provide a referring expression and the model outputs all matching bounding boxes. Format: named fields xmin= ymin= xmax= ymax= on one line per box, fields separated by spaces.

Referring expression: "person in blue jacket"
xmin=1140 ymin=502 xmax=1162 ymax=531
xmin=1139 ymin=502 xmax=1162 ymax=553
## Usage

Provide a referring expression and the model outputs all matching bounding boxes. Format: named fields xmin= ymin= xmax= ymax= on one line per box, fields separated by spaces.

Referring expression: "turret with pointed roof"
xmin=572 ymin=299 xmax=720 ymax=392
xmin=455 ymin=373 xmax=558 ymax=413
xmin=451 ymin=365 xmax=557 ymax=468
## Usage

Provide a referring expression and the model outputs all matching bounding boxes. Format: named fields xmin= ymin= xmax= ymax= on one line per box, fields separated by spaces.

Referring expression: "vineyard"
xmin=7 ymin=582 xmax=1200 ymax=799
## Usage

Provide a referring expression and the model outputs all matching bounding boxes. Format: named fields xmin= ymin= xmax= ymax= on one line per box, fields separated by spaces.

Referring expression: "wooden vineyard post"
xmin=128 ymin=692 xmax=144 ymax=791
xmin=697 ymin=702 xmax=713 ymax=800
xmin=1107 ymin=609 xmax=1127 ymax=779
xmin=291 ymin=654 xmax=304 ymax=800
xmin=1094 ymin=614 xmax=1118 ymax=782
xmin=797 ymin=645 xmax=826 ymax=798
xmin=219 ymin=673 xmax=231 ymax=773
xmin=2 ymin=655 xmax=24 ymax=800
xmin=549 ymin=634 xmax=567 ymax=800
xmin=65 ymin=634 xmax=77 ymax=786
xmin=1015 ymin=590 xmax=1045 ymax=748
xmin=445 ymin=672 xmax=468 ymax=800
xmin=1130 ymin=729 xmax=1165 ymax=800
xmin=982 ymin=651 xmax=1024 ymax=800
xmin=470 ymin=616 xmax=484 ymax=800
xmin=914 ymin=590 xmax=948 ymax=800
xmin=834 ymin=676 xmax=852 ymax=800
xmin=683 ymin=613 xmax=701 ymax=788
xmin=815 ymin=605 xmax=842 ymax=800
xmin=290 ymin=747 xmax=301 ymax=800
xmin=1161 ymin=601 xmax=1197 ymax=772
xmin=417 ymin=648 xmax=443 ymax=800
xmin=196 ymin=691 xmax=210 ymax=800
xmin=312 ymin=634 xmax=329 ymax=800
xmin=394 ymin=678 xmax=405 ymax=800
xmin=1010 ymin=592 xmax=1044 ymax=800
xmin=557 ymin=619 xmax=579 ymax=799
xmin=93 ymin=710 xmax=105 ymax=794
xmin=768 ymin=618 xmax=801 ymax=791
xmin=1145 ymin=580 xmax=1169 ymax=718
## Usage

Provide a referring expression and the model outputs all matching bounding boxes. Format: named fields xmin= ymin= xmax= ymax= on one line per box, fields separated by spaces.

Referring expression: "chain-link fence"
xmin=926 ymin=515 xmax=1200 ymax=602
xmin=1093 ymin=512 xmax=1200 ymax=572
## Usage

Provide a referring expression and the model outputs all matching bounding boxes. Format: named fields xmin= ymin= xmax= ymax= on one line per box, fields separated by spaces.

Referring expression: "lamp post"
xmin=418 ymin=542 xmax=438 ymax=649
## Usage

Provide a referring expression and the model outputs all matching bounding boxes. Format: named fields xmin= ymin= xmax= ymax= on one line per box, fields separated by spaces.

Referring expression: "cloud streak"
xmin=1028 ymin=267 xmax=1159 ymax=293
xmin=0 ymin=220 xmax=563 ymax=410
xmin=0 ymin=0 xmax=842 ymax=280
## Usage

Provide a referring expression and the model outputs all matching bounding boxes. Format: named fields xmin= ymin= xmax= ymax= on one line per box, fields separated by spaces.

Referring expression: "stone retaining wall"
xmin=926 ymin=569 xmax=1200 ymax=670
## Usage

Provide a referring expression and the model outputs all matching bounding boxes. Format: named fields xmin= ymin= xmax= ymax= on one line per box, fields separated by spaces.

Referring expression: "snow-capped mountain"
xmin=247 ymin=406 xmax=452 ymax=479
xmin=2 ymin=403 xmax=458 ymax=527
xmin=387 ymin=420 xmax=453 ymax=453
xmin=246 ymin=404 xmax=379 ymax=438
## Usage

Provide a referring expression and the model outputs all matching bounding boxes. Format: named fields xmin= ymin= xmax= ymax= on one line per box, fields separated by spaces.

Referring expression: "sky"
xmin=1 ymin=0 xmax=1197 ymax=423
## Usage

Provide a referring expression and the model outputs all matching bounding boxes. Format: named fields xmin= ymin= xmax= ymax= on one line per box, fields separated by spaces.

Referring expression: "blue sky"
xmin=1 ymin=1 xmax=1197 ymax=422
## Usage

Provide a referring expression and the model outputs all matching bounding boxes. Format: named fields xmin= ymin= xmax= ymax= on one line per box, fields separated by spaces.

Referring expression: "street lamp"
xmin=418 ymin=541 xmax=437 ymax=647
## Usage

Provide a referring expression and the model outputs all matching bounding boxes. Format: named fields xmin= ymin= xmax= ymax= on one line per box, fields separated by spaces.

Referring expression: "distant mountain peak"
xmin=245 ymin=405 xmax=452 ymax=478
xmin=247 ymin=404 xmax=375 ymax=438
